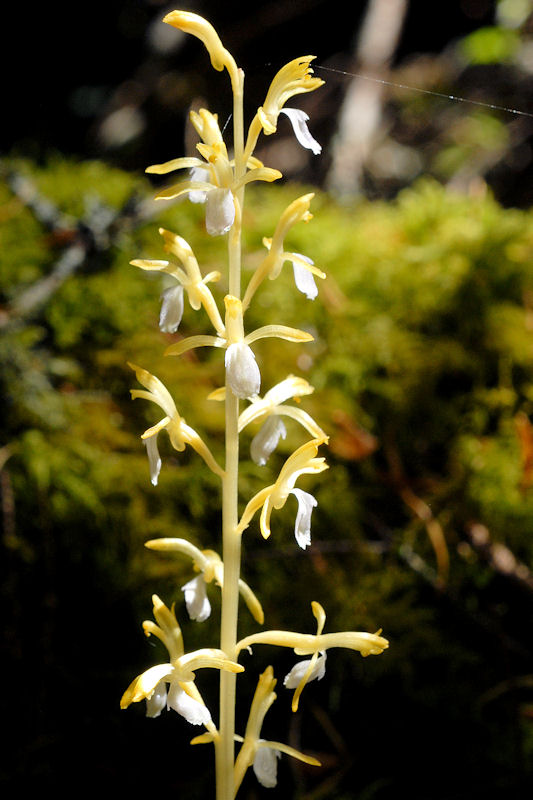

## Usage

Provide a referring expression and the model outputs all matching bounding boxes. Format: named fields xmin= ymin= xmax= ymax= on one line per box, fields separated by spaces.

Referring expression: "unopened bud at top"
xmin=164 ymin=11 xmax=237 ymax=77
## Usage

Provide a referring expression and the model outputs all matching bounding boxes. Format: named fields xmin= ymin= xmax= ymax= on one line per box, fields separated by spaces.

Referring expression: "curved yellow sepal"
xmin=163 ymin=11 xmax=235 ymax=75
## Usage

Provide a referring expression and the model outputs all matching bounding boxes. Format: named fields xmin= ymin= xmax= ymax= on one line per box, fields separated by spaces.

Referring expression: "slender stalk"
xmin=217 ymin=388 xmax=241 ymax=800
xmin=216 ymin=67 xmax=246 ymax=800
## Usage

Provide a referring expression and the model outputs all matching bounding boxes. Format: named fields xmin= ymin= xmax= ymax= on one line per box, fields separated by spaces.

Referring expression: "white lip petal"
xmin=290 ymin=488 xmax=317 ymax=549
xmin=181 ymin=575 xmax=211 ymax=622
xmin=159 ymin=285 xmax=185 ymax=333
xmin=145 ymin=680 xmax=167 ymax=718
xmin=253 ymin=744 xmax=281 ymax=788
xmin=283 ymin=651 xmax=327 ymax=689
xmin=250 ymin=416 xmax=287 ymax=465
xmin=292 ymin=258 xmax=318 ymax=300
xmin=225 ymin=342 xmax=261 ymax=398
xmin=205 ymin=187 xmax=235 ymax=236
xmin=145 ymin=434 xmax=162 ymax=486
xmin=280 ymin=108 xmax=322 ymax=155
xmin=167 ymin=683 xmax=212 ymax=726
xmin=188 ymin=166 xmax=210 ymax=203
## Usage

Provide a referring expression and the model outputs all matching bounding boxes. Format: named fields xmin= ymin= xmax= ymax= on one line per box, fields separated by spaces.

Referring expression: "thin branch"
xmin=1 ymin=166 xmax=160 ymax=327
xmin=326 ymin=0 xmax=409 ymax=197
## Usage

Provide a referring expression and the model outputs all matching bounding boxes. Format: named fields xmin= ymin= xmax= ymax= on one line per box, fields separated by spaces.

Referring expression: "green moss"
xmin=3 ymin=156 xmax=533 ymax=795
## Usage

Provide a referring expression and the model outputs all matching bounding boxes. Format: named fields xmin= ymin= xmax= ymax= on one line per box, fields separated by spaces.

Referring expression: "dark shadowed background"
xmin=6 ymin=1 xmax=508 ymax=185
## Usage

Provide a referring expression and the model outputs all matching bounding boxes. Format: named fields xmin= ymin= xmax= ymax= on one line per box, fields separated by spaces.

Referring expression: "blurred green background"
xmin=4 ymin=1 xmax=533 ymax=797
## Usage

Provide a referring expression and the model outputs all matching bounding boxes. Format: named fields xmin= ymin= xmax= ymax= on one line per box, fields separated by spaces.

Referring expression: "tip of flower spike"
xmin=162 ymin=10 xmax=233 ymax=74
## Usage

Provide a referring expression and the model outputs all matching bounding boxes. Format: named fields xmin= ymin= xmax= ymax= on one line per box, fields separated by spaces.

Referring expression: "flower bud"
xmin=163 ymin=11 xmax=232 ymax=73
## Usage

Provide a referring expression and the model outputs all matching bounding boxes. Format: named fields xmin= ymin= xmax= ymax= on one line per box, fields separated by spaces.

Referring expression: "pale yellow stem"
xmin=217 ymin=386 xmax=241 ymax=800
xmin=216 ymin=66 xmax=246 ymax=800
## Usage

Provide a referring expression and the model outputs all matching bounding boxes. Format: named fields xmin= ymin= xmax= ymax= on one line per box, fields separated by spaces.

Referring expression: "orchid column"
xmin=120 ymin=12 xmax=388 ymax=800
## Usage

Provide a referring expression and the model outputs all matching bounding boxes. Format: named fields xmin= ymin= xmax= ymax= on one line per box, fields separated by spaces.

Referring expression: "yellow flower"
xmin=163 ymin=11 xmax=237 ymax=78
xmin=244 ymin=57 xmax=324 ymax=161
xmin=128 ymin=362 xmax=224 ymax=482
xmin=259 ymin=57 xmax=324 ymax=132
xmin=242 ymin=193 xmax=325 ymax=310
xmin=120 ymin=595 xmax=243 ymax=728
xmin=238 ymin=376 xmax=326 ymax=465
xmin=237 ymin=602 xmax=389 ymax=711
xmin=237 ymin=437 xmax=328 ymax=548
xmin=164 ymin=296 xmax=314 ymax=400
xmin=144 ymin=537 xmax=264 ymax=625
xmin=147 ymin=108 xmax=281 ymax=236
xmin=131 ymin=227 xmax=225 ymax=336
xmin=233 ymin=667 xmax=320 ymax=792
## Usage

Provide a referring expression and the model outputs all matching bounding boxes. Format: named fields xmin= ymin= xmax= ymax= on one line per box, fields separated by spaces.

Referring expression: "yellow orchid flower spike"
xmin=122 ymin=10 xmax=390 ymax=799
xmin=237 ymin=602 xmax=389 ymax=712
